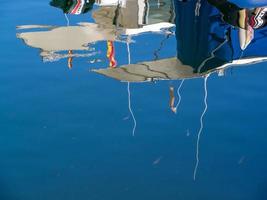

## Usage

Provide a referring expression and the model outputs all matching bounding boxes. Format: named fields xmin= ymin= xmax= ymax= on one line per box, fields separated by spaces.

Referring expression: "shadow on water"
xmin=16 ymin=0 xmax=267 ymax=182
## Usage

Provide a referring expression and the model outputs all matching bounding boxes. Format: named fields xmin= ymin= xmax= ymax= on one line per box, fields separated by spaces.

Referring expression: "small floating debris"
xmin=152 ymin=156 xmax=163 ymax=166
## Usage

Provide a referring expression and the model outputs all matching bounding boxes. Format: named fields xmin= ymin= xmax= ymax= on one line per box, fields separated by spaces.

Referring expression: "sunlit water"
xmin=1 ymin=0 xmax=267 ymax=200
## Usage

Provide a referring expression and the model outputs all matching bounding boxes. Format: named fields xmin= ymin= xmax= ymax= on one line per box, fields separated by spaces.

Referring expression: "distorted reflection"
xmin=50 ymin=0 xmax=95 ymax=14
xmin=91 ymin=0 xmax=267 ymax=180
xmin=16 ymin=0 xmax=267 ymax=181
xmin=17 ymin=0 xmax=174 ymax=69
xmin=94 ymin=0 xmax=174 ymax=28
xmin=95 ymin=0 xmax=267 ymax=81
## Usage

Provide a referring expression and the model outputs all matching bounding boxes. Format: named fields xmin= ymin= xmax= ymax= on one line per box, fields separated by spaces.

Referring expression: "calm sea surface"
xmin=1 ymin=0 xmax=267 ymax=199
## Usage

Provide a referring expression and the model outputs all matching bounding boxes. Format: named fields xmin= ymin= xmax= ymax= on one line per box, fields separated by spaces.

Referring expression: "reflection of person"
xmin=208 ymin=0 xmax=267 ymax=49
xmin=174 ymin=0 xmax=267 ymax=73
xmin=208 ymin=0 xmax=267 ymax=30
xmin=50 ymin=0 xmax=95 ymax=14
xmin=67 ymin=50 xmax=73 ymax=69
xmin=169 ymin=87 xmax=177 ymax=113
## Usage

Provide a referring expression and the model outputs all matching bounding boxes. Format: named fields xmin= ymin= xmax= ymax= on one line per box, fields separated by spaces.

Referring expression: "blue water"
xmin=1 ymin=0 xmax=267 ymax=199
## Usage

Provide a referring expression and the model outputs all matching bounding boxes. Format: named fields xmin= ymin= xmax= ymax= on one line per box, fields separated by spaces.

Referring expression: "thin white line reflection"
xmin=193 ymin=75 xmax=209 ymax=180
xmin=174 ymin=79 xmax=185 ymax=113
xmin=126 ymin=41 xmax=137 ymax=136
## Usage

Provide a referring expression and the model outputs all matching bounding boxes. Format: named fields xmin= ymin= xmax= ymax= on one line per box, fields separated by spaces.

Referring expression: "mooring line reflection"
xmin=175 ymin=79 xmax=185 ymax=113
xmin=126 ymin=41 xmax=137 ymax=136
xmin=193 ymin=75 xmax=209 ymax=181
xmin=127 ymin=82 xmax=137 ymax=137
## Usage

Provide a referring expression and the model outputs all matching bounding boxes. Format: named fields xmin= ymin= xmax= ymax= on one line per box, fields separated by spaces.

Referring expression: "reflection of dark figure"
xmin=208 ymin=0 xmax=267 ymax=29
xmin=50 ymin=0 xmax=95 ymax=14
xmin=174 ymin=0 xmax=267 ymax=73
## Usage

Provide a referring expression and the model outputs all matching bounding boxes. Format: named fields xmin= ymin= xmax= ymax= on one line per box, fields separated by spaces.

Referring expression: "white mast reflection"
xmin=64 ymin=14 xmax=70 ymax=26
xmin=126 ymin=40 xmax=137 ymax=136
xmin=193 ymin=74 xmax=209 ymax=180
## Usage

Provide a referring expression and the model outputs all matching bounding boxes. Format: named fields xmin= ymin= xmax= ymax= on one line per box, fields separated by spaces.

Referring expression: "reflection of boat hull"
xmin=92 ymin=57 xmax=267 ymax=82
xmin=17 ymin=23 xmax=116 ymax=52
xmin=229 ymin=0 xmax=267 ymax=8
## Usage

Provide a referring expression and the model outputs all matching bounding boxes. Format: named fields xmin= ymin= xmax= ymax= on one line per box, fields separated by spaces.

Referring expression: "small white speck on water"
xmin=123 ymin=116 xmax=130 ymax=121
xmin=238 ymin=156 xmax=246 ymax=165
xmin=152 ymin=156 xmax=163 ymax=165
xmin=186 ymin=129 xmax=190 ymax=137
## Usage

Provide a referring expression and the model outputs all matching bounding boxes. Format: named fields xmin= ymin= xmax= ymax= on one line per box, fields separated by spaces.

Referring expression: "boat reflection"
xmin=16 ymin=0 xmax=174 ymax=68
xmin=16 ymin=23 xmax=115 ymax=63
xmin=50 ymin=0 xmax=95 ymax=14
xmin=94 ymin=0 xmax=267 ymax=81
xmin=94 ymin=0 xmax=174 ymax=28
xmin=16 ymin=0 xmax=267 ymax=180
xmin=90 ymin=0 xmax=267 ymax=180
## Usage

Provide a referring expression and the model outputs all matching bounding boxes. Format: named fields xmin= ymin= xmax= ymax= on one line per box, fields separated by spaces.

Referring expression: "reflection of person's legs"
xmin=169 ymin=86 xmax=176 ymax=113
xmin=68 ymin=50 xmax=73 ymax=69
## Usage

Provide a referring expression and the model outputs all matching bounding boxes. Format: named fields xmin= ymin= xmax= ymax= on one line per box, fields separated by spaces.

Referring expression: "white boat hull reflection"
xmin=93 ymin=57 xmax=267 ymax=82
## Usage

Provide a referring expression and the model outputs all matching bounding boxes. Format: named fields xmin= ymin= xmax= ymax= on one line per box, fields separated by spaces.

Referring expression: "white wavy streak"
xmin=127 ymin=82 xmax=137 ymax=136
xmin=174 ymin=79 xmax=185 ymax=113
xmin=193 ymin=75 xmax=209 ymax=181
xmin=126 ymin=41 xmax=137 ymax=136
